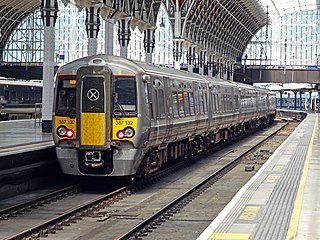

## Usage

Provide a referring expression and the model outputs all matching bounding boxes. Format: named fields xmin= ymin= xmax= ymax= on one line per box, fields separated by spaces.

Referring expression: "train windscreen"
xmin=113 ymin=76 xmax=136 ymax=117
xmin=55 ymin=77 xmax=76 ymax=117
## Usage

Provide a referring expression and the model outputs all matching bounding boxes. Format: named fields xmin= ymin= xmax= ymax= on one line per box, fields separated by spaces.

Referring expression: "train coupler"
xmin=84 ymin=151 xmax=104 ymax=167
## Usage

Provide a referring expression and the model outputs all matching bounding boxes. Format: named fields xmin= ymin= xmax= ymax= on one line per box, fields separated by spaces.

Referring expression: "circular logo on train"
xmin=87 ymin=88 xmax=100 ymax=102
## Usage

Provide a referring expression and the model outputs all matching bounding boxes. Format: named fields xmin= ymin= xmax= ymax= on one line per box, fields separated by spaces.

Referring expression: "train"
xmin=53 ymin=54 xmax=276 ymax=178
xmin=0 ymin=77 xmax=42 ymax=108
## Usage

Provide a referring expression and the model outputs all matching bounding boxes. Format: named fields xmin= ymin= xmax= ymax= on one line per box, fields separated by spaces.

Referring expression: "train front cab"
xmin=53 ymin=59 xmax=146 ymax=177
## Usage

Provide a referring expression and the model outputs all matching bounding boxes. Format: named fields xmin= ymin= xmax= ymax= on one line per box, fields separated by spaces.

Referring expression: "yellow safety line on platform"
xmin=286 ymin=113 xmax=318 ymax=240
xmin=209 ymin=233 xmax=250 ymax=240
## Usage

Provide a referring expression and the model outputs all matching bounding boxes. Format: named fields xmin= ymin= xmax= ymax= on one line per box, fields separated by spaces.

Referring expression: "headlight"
xmin=124 ymin=127 xmax=135 ymax=138
xmin=57 ymin=126 xmax=74 ymax=138
xmin=57 ymin=126 xmax=67 ymax=137
xmin=116 ymin=127 xmax=135 ymax=139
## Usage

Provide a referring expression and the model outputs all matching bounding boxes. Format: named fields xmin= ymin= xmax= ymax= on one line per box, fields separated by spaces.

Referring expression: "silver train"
xmin=53 ymin=54 xmax=276 ymax=177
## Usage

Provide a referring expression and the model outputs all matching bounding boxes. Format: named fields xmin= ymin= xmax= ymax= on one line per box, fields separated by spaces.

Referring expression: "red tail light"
xmin=66 ymin=129 xmax=74 ymax=138
xmin=117 ymin=130 xmax=125 ymax=139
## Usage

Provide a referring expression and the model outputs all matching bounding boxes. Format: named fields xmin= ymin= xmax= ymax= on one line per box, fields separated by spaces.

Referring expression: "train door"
xmin=163 ymin=77 xmax=173 ymax=142
xmin=76 ymin=65 xmax=112 ymax=149
xmin=193 ymin=81 xmax=200 ymax=124
xmin=148 ymin=76 xmax=167 ymax=146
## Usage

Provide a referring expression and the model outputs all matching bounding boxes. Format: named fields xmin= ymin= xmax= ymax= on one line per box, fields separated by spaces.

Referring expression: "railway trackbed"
xmin=0 ymin=120 xmax=294 ymax=240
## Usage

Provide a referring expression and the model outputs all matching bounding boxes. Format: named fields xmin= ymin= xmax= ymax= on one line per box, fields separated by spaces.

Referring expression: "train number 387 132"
xmin=115 ymin=120 xmax=133 ymax=126
xmin=58 ymin=119 xmax=75 ymax=125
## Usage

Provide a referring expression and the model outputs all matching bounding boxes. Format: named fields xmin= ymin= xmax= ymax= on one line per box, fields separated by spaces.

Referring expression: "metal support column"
xmin=279 ymin=91 xmax=283 ymax=109
xmin=199 ymin=51 xmax=205 ymax=75
xmin=117 ymin=17 xmax=131 ymax=58
xmin=318 ymin=91 xmax=320 ymax=113
xmin=187 ymin=46 xmax=195 ymax=73
xmin=41 ymin=0 xmax=58 ymax=132
xmin=293 ymin=90 xmax=297 ymax=110
xmin=309 ymin=91 xmax=312 ymax=110
xmin=299 ymin=91 xmax=303 ymax=110
xmin=173 ymin=40 xmax=182 ymax=69
xmin=144 ymin=28 xmax=155 ymax=64
xmin=105 ymin=18 xmax=114 ymax=55
xmin=227 ymin=61 xmax=231 ymax=80
xmin=207 ymin=55 xmax=213 ymax=76
xmin=86 ymin=4 xmax=101 ymax=56
xmin=213 ymin=60 xmax=217 ymax=77
xmin=173 ymin=5 xmax=182 ymax=70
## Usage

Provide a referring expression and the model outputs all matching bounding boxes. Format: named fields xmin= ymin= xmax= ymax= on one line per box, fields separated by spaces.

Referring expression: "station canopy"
xmin=259 ymin=0 xmax=320 ymax=19
xmin=1 ymin=0 xmax=320 ymax=61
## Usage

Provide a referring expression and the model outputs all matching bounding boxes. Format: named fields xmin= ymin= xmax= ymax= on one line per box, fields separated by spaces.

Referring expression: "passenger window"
xmin=178 ymin=92 xmax=185 ymax=116
xmin=144 ymin=83 xmax=149 ymax=104
xmin=215 ymin=94 xmax=219 ymax=113
xmin=153 ymin=89 xmax=158 ymax=118
xmin=172 ymin=91 xmax=179 ymax=117
xmin=199 ymin=91 xmax=204 ymax=114
xmin=203 ymin=92 xmax=208 ymax=113
xmin=184 ymin=91 xmax=190 ymax=115
xmin=158 ymin=89 xmax=165 ymax=118
xmin=189 ymin=92 xmax=195 ymax=115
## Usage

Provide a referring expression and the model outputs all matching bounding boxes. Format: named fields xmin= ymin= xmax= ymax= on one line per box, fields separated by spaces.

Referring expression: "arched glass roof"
xmin=259 ymin=0 xmax=320 ymax=19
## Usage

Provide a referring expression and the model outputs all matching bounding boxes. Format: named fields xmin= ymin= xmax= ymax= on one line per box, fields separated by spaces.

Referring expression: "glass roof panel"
xmin=258 ymin=0 xmax=320 ymax=19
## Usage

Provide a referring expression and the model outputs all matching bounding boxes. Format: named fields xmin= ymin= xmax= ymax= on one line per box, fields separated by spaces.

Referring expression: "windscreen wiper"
xmin=115 ymin=102 xmax=127 ymax=117
xmin=66 ymin=108 xmax=76 ymax=118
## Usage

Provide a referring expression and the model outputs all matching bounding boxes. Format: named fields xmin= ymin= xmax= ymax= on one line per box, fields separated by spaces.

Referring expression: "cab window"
xmin=55 ymin=77 xmax=76 ymax=117
xmin=113 ymin=76 xmax=137 ymax=116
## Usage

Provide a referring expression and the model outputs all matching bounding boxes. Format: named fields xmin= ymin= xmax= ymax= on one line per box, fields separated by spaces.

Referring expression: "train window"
xmin=35 ymin=92 xmax=41 ymax=100
xmin=215 ymin=94 xmax=219 ymax=113
xmin=153 ymin=89 xmax=158 ymax=118
xmin=172 ymin=91 xmax=179 ymax=116
xmin=178 ymin=92 xmax=185 ymax=116
xmin=199 ymin=91 xmax=204 ymax=114
xmin=55 ymin=77 xmax=76 ymax=117
xmin=183 ymin=91 xmax=190 ymax=115
xmin=210 ymin=93 xmax=214 ymax=114
xmin=193 ymin=90 xmax=199 ymax=114
xmin=144 ymin=84 xmax=149 ymax=104
xmin=23 ymin=92 xmax=29 ymax=100
xmin=227 ymin=95 xmax=231 ymax=112
xmin=203 ymin=92 xmax=208 ymax=113
xmin=11 ymin=91 xmax=16 ymax=100
xmin=113 ymin=77 xmax=137 ymax=115
xmin=189 ymin=92 xmax=195 ymax=115
xmin=158 ymin=89 xmax=165 ymax=118
xmin=30 ymin=92 xmax=34 ymax=100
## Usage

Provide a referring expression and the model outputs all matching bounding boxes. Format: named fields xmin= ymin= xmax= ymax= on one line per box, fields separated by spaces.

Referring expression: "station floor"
xmin=0 ymin=119 xmax=53 ymax=156
xmin=198 ymin=112 xmax=319 ymax=240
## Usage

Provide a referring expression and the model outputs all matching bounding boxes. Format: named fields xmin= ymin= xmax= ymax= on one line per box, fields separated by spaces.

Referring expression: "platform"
xmin=0 ymin=119 xmax=53 ymax=156
xmin=198 ymin=112 xmax=319 ymax=240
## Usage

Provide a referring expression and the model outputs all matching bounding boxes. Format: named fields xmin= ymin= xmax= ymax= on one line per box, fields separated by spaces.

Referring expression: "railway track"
xmin=0 ymin=186 xmax=77 ymax=221
xmin=118 ymin=121 xmax=290 ymax=239
xmin=0 ymin=121 xmax=291 ymax=240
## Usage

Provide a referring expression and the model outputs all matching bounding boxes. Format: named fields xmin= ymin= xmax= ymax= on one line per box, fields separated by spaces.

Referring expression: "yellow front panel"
xmin=112 ymin=117 xmax=138 ymax=140
xmin=54 ymin=116 xmax=76 ymax=139
xmin=81 ymin=113 xmax=105 ymax=146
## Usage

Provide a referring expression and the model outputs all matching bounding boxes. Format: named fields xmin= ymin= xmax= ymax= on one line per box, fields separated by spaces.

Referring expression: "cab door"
xmin=76 ymin=65 xmax=112 ymax=149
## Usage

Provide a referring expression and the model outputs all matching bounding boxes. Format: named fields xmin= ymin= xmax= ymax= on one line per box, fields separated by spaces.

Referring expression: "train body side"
xmin=52 ymin=54 xmax=276 ymax=177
